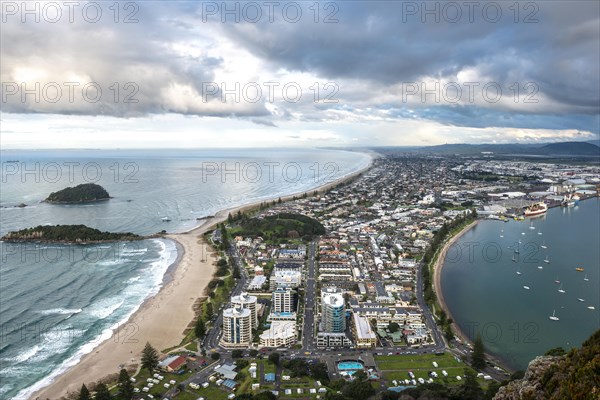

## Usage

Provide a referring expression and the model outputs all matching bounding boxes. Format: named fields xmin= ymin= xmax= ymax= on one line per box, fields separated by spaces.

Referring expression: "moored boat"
xmin=524 ymin=202 xmax=547 ymax=217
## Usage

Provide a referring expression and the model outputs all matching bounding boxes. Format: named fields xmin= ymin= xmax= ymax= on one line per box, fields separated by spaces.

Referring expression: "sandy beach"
xmin=31 ymin=156 xmax=373 ymax=399
xmin=31 ymin=227 xmax=217 ymax=399
xmin=432 ymin=219 xmax=514 ymax=372
xmin=432 ymin=220 xmax=479 ymax=344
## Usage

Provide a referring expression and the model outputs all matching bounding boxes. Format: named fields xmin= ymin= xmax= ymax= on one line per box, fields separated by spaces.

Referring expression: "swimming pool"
xmin=338 ymin=361 xmax=364 ymax=371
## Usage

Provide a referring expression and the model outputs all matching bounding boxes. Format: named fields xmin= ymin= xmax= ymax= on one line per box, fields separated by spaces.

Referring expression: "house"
xmin=158 ymin=355 xmax=187 ymax=372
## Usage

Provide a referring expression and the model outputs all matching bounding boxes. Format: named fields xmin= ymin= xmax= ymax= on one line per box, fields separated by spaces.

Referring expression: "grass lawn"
xmin=375 ymin=353 xmax=462 ymax=370
xmin=184 ymin=341 xmax=198 ymax=352
xmin=186 ymin=383 xmax=231 ymax=400
xmin=375 ymin=353 xmax=489 ymax=389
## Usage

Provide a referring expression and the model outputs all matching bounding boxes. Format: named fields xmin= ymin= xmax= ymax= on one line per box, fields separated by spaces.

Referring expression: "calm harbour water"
xmin=441 ymin=198 xmax=600 ymax=370
xmin=0 ymin=148 xmax=371 ymax=399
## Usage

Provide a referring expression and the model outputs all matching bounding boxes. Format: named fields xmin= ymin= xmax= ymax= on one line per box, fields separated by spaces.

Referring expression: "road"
xmin=202 ymin=243 xmax=249 ymax=353
xmin=301 ymin=240 xmax=318 ymax=352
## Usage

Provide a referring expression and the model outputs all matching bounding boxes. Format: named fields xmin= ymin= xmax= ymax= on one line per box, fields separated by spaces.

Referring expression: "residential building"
xmin=221 ymin=307 xmax=252 ymax=347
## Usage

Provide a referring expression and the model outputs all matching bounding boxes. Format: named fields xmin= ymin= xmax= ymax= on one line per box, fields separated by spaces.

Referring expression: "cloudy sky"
xmin=1 ymin=0 xmax=599 ymax=148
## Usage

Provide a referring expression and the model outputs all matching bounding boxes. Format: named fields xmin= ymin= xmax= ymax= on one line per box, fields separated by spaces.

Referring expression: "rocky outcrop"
xmin=494 ymin=356 xmax=560 ymax=400
xmin=494 ymin=329 xmax=600 ymax=400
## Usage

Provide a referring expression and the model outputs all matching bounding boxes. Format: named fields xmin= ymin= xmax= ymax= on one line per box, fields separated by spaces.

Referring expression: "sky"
xmin=1 ymin=0 xmax=599 ymax=149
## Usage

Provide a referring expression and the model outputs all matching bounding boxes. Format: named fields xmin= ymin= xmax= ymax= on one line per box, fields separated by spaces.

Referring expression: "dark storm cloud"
xmin=215 ymin=1 xmax=599 ymax=115
xmin=1 ymin=0 xmax=598 ymax=137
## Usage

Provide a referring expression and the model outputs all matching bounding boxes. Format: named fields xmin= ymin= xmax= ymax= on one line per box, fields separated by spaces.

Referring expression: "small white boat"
xmin=538 ymin=232 xmax=542 ymax=235
xmin=584 ymin=275 xmax=589 ymax=282
xmin=516 ymin=271 xmax=522 ymax=275
xmin=523 ymin=285 xmax=530 ymax=290
xmin=558 ymin=284 xmax=565 ymax=294
xmin=161 ymin=217 xmax=171 ymax=222
xmin=549 ymin=310 xmax=559 ymax=321
xmin=577 ymin=298 xmax=585 ymax=302
xmin=588 ymin=306 xmax=596 ymax=310
xmin=521 ymin=232 xmax=526 ymax=235
xmin=500 ymin=235 xmax=504 ymax=238
xmin=544 ymin=256 xmax=550 ymax=264
xmin=537 ymin=266 xmax=543 ymax=270
xmin=512 ymin=254 xmax=517 ymax=262
xmin=540 ymin=241 xmax=547 ymax=249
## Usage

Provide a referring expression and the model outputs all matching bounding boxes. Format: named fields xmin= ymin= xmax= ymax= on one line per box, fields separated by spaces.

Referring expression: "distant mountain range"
xmin=410 ymin=141 xmax=600 ymax=156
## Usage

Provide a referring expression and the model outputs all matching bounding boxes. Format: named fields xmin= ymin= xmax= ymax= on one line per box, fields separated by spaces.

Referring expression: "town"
xmin=82 ymin=154 xmax=599 ymax=400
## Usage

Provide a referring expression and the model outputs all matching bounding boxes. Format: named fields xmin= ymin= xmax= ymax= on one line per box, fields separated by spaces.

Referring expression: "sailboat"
xmin=512 ymin=254 xmax=517 ymax=262
xmin=516 ymin=268 xmax=522 ymax=275
xmin=554 ymin=277 xmax=560 ymax=284
xmin=584 ymin=274 xmax=589 ymax=281
xmin=549 ymin=310 xmax=559 ymax=321
xmin=544 ymin=255 xmax=550 ymax=264
xmin=558 ymin=284 xmax=565 ymax=293
xmin=540 ymin=241 xmax=547 ymax=249
xmin=577 ymin=298 xmax=585 ymax=302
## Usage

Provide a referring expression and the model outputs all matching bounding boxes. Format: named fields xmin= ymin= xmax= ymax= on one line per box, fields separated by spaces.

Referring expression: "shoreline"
xmin=432 ymin=219 xmax=515 ymax=373
xmin=29 ymin=155 xmax=373 ymax=399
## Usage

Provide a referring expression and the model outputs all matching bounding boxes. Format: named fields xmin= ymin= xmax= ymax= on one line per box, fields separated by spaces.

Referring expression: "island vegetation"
xmin=45 ymin=183 xmax=110 ymax=204
xmin=1 ymin=224 xmax=143 ymax=243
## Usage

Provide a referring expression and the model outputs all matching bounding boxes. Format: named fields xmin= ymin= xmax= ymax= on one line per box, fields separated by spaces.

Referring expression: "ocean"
xmin=441 ymin=197 xmax=600 ymax=371
xmin=0 ymin=148 xmax=371 ymax=399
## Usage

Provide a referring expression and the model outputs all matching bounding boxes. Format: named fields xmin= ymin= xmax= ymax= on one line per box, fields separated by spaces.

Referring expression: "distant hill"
xmin=539 ymin=141 xmax=600 ymax=156
xmin=410 ymin=141 xmax=600 ymax=156
xmin=46 ymin=183 xmax=110 ymax=204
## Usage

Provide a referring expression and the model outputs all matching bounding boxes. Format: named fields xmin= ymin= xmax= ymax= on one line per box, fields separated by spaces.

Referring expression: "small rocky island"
xmin=45 ymin=183 xmax=110 ymax=204
xmin=1 ymin=225 xmax=144 ymax=243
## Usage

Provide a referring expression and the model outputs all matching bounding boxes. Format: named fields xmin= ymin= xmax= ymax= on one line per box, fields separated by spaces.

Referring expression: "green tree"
xmin=141 ymin=342 xmax=159 ymax=372
xmin=545 ymin=347 xmax=566 ymax=356
xmin=472 ymin=334 xmax=486 ymax=370
xmin=195 ymin=318 xmax=206 ymax=339
xmin=118 ymin=369 xmax=134 ymax=400
xmin=268 ymin=351 xmax=280 ymax=366
xmin=232 ymin=349 xmax=244 ymax=358
xmin=249 ymin=349 xmax=259 ymax=357
xmin=444 ymin=324 xmax=454 ymax=341
xmin=78 ymin=384 xmax=91 ymax=400
xmin=485 ymin=380 xmax=502 ymax=400
xmin=387 ymin=322 xmax=400 ymax=333
xmin=204 ymin=302 xmax=214 ymax=320
xmin=94 ymin=383 xmax=110 ymax=400
xmin=211 ymin=352 xmax=220 ymax=360
xmin=457 ymin=368 xmax=483 ymax=400
xmin=236 ymin=359 xmax=250 ymax=370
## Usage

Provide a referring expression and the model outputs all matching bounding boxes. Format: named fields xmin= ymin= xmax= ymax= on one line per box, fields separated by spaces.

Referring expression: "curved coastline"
xmin=29 ymin=152 xmax=374 ymax=400
xmin=432 ymin=219 xmax=515 ymax=373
